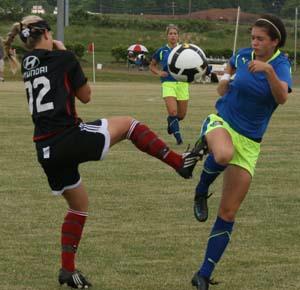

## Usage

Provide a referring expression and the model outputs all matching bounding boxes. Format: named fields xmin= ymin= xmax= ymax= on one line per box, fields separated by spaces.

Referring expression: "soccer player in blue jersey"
xmin=191 ymin=14 xmax=292 ymax=290
xmin=150 ymin=24 xmax=189 ymax=145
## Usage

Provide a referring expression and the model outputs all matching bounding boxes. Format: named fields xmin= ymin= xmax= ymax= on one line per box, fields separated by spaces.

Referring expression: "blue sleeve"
xmin=275 ymin=61 xmax=292 ymax=93
xmin=152 ymin=48 xmax=161 ymax=63
xmin=229 ymin=49 xmax=242 ymax=69
xmin=229 ymin=54 xmax=235 ymax=68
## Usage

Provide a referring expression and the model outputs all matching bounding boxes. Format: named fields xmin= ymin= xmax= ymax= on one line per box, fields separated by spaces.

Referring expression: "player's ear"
xmin=44 ymin=30 xmax=51 ymax=40
xmin=273 ymin=38 xmax=279 ymax=49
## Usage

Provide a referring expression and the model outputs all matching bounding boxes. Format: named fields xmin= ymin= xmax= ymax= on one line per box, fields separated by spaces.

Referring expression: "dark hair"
xmin=253 ymin=14 xmax=286 ymax=48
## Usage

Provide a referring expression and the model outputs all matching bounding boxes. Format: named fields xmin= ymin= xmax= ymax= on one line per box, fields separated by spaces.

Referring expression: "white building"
xmin=31 ymin=5 xmax=45 ymax=14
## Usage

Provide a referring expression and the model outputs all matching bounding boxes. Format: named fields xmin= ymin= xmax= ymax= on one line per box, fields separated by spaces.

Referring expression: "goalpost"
xmin=233 ymin=6 xmax=240 ymax=54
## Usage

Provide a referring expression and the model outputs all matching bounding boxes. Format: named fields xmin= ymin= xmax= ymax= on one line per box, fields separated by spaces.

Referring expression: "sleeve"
xmin=229 ymin=52 xmax=238 ymax=69
xmin=64 ymin=51 xmax=87 ymax=91
xmin=275 ymin=60 xmax=292 ymax=93
xmin=152 ymin=48 xmax=161 ymax=62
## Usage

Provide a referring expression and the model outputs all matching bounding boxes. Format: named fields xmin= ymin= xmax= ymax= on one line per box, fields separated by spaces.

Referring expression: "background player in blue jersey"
xmin=150 ymin=24 xmax=189 ymax=145
xmin=191 ymin=14 xmax=292 ymax=290
xmin=4 ymin=15 xmax=202 ymax=289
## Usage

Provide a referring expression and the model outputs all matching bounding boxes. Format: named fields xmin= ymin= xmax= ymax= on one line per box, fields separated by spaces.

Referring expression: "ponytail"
xmin=3 ymin=22 xmax=21 ymax=74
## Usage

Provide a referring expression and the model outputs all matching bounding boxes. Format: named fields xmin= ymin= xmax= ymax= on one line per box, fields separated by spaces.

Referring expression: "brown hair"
xmin=166 ymin=24 xmax=179 ymax=35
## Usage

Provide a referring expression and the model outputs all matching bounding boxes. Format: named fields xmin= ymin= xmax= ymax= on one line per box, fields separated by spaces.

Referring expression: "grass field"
xmin=0 ymin=81 xmax=299 ymax=290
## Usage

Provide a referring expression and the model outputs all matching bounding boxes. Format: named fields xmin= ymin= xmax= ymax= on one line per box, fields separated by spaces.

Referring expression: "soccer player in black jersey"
xmin=4 ymin=15 xmax=205 ymax=289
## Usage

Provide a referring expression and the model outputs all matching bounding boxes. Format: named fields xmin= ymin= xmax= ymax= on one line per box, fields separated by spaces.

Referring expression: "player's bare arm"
xmin=75 ymin=83 xmax=91 ymax=104
xmin=150 ymin=59 xmax=168 ymax=77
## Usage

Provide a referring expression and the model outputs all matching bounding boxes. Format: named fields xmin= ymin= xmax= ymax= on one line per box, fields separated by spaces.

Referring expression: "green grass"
xmin=0 ymin=81 xmax=299 ymax=290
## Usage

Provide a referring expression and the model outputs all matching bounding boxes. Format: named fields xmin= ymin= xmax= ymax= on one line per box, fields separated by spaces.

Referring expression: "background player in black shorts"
xmin=4 ymin=15 xmax=203 ymax=289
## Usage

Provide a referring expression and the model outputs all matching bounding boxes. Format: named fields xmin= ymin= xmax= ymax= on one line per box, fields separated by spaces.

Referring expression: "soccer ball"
xmin=168 ymin=43 xmax=208 ymax=82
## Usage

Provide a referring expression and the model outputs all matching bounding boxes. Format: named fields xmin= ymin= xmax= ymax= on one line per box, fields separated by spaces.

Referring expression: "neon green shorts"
xmin=200 ymin=114 xmax=261 ymax=176
xmin=162 ymin=81 xmax=189 ymax=100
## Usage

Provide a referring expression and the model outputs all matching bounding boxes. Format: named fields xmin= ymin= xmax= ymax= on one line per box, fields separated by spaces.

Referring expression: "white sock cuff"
xmin=68 ymin=208 xmax=88 ymax=217
xmin=126 ymin=119 xmax=140 ymax=139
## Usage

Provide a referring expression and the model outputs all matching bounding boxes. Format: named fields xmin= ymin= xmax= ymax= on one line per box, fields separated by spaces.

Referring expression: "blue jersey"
xmin=216 ymin=48 xmax=292 ymax=140
xmin=152 ymin=44 xmax=176 ymax=83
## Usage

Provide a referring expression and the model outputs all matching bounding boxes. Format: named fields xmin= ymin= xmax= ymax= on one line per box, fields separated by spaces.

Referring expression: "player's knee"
xmin=213 ymin=147 xmax=234 ymax=166
xmin=168 ymin=110 xmax=177 ymax=117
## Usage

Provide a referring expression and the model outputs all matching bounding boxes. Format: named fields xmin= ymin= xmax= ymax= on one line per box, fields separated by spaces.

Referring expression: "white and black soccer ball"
xmin=168 ymin=43 xmax=208 ymax=82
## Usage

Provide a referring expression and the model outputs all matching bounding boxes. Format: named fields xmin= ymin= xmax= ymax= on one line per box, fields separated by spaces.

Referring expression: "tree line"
xmin=0 ymin=0 xmax=298 ymax=18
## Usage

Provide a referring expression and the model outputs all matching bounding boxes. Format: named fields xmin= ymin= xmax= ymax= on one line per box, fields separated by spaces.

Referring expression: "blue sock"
xmin=167 ymin=115 xmax=182 ymax=143
xmin=195 ymin=154 xmax=226 ymax=196
xmin=199 ymin=216 xmax=234 ymax=278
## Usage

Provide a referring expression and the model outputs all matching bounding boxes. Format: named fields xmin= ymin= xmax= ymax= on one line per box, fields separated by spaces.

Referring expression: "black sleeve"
xmin=64 ymin=51 xmax=87 ymax=91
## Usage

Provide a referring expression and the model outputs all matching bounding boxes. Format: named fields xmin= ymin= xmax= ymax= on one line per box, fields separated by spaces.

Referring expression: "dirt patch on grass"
xmin=144 ymin=8 xmax=259 ymax=24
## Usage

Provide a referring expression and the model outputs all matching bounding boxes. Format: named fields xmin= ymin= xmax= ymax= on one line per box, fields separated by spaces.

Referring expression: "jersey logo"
xmin=210 ymin=120 xmax=223 ymax=127
xmin=242 ymin=57 xmax=248 ymax=64
xmin=23 ymin=56 xmax=40 ymax=70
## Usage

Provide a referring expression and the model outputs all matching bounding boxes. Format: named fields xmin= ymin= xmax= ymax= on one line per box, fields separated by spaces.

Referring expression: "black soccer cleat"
xmin=176 ymin=138 xmax=183 ymax=145
xmin=177 ymin=138 xmax=208 ymax=179
xmin=174 ymin=132 xmax=183 ymax=145
xmin=191 ymin=272 xmax=218 ymax=290
xmin=177 ymin=150 xmax=201 ymax=179
xmin=58 ymin=268 xmax=92 ymax=289
xmin=194 ymin=192 xmax=213 ymax=222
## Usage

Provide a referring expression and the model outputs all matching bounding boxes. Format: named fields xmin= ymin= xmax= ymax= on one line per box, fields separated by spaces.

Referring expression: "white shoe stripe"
xmin=73 ymin=273 xmax=83 ymax=286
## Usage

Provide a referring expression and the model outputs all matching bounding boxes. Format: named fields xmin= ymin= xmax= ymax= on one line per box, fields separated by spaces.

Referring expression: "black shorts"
xmin=35 ymin=119 xmax=110 ymax=195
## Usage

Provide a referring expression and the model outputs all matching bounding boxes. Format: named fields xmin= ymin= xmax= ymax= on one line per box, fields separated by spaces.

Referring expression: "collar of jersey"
xmin=251 ymin=49 xmax=281 ymax=63
xmin=166 ymin=43 xmax=179 ymax=49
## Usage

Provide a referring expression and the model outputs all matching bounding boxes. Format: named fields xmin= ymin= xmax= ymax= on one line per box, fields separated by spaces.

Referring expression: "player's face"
xmin=251 ymin=26 xmax=279 ymax=60
xmin=167 ymin=29 xmax=179 ymax=47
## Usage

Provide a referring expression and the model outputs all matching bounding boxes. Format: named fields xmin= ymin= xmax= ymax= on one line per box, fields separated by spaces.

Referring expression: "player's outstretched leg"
xmin=127 ymin=119 xmax=199 ymax=178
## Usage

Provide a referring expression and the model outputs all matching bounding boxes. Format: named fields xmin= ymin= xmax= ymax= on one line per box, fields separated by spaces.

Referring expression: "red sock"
xmin=127 ymin=120 xmax=183 ymax=170
xmin=61 ymin=209 xmax=87 ymax=272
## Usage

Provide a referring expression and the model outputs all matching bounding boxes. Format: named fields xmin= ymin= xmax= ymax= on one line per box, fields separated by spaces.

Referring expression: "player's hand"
xmin=248 ymin=60 xmax=271 ymax=73
xmin=53 ymin=40 xmax=66 ymax=50
xmin=159 ymin=71 xmax=169 ymax=77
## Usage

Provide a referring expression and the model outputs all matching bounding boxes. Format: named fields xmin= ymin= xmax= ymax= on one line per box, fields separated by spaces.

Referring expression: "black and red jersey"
xmin=21 ymin=49 xmax=87 ymax=141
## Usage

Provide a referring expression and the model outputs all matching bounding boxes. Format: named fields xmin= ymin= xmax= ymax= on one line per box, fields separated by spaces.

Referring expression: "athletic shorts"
xmin=35 ymin=119 xmax=110 ymax=195
xmin=162 ymin=81 xmax=189 ymax=100
xmin=0 ymin=59 xmax=4 ymax=72
xmin=200 ymin=114 xmax=261 ymax=176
